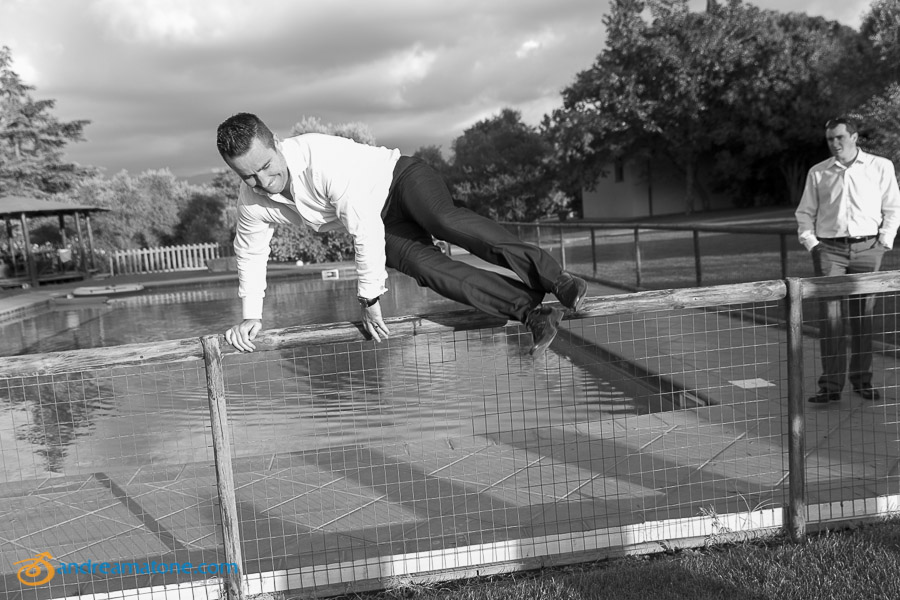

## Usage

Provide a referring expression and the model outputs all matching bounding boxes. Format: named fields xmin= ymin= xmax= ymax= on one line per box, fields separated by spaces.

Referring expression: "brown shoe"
xmin=552 ymin=272 xmax=588 ymax=313
xmin=525 ymin=305 xmax=565 ymax=356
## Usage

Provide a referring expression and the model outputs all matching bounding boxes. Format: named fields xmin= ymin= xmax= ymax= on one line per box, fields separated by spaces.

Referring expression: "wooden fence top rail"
xmin=798 ymin=271 xmax=900 ymax=297
xmin=0 ymin=279 xmax=789 ymax=378
xmin=500 ymin=220 xmax=795 ymax=235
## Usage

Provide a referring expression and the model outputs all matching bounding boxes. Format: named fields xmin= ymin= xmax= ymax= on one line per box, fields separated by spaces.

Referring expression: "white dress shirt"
xmin=233 ymin=133 xmax=401 ymax=320
xmin=795 ymin=149 xmax=900 ymax=251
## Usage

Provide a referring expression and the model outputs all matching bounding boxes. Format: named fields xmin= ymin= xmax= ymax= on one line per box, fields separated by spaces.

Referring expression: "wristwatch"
xmin=358 ymin=295 xmax=380 ymax=308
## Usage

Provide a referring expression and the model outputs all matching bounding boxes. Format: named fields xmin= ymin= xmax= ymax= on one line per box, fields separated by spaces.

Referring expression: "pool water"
xmin=0 ymin=274 xmax=651 ymax=480
xmin=0 ymin=275 xmax=466 ymax=356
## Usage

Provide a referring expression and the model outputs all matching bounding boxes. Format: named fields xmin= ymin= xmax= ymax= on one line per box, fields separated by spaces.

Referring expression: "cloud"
xmin=89 ymin=0 xmax=267 ymax=44
xmin=0 ymin=0 xmax=870 ymax=178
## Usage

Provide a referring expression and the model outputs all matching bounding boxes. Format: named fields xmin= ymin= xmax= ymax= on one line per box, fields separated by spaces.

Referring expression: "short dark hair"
xmin=825 ymin=117 xmax=858 ymax=134
xmin=216 ymin=112 xmax=276 ymax=158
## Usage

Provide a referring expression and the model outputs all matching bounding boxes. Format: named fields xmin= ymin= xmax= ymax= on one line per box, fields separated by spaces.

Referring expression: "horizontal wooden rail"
xmin=0 ymin=279 xmax=787 ymax=378
xmin=579 ymin=279 xmax=786 ymax=315
xmin=501 ymin=220 xmax=795 ymax=236
xmin=0 ymin=337 xmax=208 ymax=377
xmin=799 ymin=270 xmax=900 ymax=298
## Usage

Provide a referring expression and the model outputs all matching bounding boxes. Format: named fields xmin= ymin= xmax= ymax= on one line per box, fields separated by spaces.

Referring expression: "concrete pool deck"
xmin=1 ymin=255 xmax=899 ymax=599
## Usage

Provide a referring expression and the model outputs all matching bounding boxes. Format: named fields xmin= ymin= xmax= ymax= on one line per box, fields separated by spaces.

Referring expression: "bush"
xmin=268 ymin=225 xmax=354 ymax=264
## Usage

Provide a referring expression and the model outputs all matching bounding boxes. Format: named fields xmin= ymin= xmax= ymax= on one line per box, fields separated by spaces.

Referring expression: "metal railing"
xmin=502 ymin=220 xmax=900 ymax=290
xmin=1 ymin=271 xmax=899 ymax=598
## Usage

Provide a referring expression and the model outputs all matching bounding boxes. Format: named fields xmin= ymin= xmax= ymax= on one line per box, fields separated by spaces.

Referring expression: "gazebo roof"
xmin=0 ymin=195 xmax=108 ymax=217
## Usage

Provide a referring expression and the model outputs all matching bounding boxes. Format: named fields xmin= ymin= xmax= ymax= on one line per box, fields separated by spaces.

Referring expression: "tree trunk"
xmin=780 ymin=158 xmax=806 ymax=205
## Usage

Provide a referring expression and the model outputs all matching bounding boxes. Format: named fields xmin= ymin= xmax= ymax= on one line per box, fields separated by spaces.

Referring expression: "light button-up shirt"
xmin=233 ymin=133 xmax=401 ymax=320
xmin=795 ymin=149 xmax=900 ymax=251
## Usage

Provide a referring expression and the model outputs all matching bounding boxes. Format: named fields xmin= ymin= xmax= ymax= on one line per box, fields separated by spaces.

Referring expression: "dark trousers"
xmin=381 ymin=157 xmax=563 ymax=322
xmin=812 ymin=238 xmax=887 ymax=392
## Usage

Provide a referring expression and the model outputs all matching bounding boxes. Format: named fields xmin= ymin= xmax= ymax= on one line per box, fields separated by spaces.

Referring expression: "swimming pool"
xmin=0 ymin=275 xmax=467 ymax=356
xmin=0 ymin=274 xmax=658 ymax=480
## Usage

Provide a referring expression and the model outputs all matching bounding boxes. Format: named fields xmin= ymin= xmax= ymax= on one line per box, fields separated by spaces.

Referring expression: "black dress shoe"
xmin=852 ymin=384 xmax=881 ymax=400
xmin=808 ymin=389 xmax=841 ymax=403
xmin=524 ymin=305 xmax=565 ymax=356
xmin=552 ymin=272 xmax=588 ymax=313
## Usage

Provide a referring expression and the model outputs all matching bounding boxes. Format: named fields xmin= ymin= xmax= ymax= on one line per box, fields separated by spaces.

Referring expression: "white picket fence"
xmin=110 ymin=243 xmax=230 ymax=275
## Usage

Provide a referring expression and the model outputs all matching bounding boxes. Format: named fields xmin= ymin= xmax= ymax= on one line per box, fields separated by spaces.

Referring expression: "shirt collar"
xmin=829 ymin=149 xmax=868 ymax=170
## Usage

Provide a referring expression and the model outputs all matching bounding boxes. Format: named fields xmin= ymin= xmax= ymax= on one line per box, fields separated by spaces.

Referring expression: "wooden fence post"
xmin=633 ymin=227 xmax=642 ymax=288
xmin=200 ymin=335 xmax=246 ymax=599
xmin=780 ymin=233 xmax=789 ymax=278
xmin=693 ymin=230 xmax=702 ymax=287
xmin=785 ymin=277 xmax=807 ymax=543
xmin=590 ymin=228 xmax=597 ymax=275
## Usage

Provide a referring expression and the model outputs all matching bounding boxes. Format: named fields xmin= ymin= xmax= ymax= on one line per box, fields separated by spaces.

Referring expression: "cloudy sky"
xmin=0 ymin=0 xmax=874 ymax=180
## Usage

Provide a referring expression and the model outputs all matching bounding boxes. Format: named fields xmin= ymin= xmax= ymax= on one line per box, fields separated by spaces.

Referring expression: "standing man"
xmin=216 ymin=112 xmax=588 ymax=356
xmin=796 ymin=117 xmax=900 ymax=403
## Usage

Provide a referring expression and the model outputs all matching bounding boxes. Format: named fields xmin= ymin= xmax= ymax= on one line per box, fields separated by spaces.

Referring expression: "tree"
xmin=852 ymin=82 xmax=900 ymax=174
xmin=0 ymin=46 xmax=94 ymax=196
xmin=546 ymin=0 xmax=862 ymax=212
xmin=206 ymin=167 xmax=241 ymax=241
xmin=290 ymin=116 xmax=376 ymax=145
xmin=62 ymin=169 xmax=188 ymax=251
xmin=451 ymin=108 xmax=562 ymax=221
xmin=171 ymin=192 xmax=231 ymax=245
xmin=547 ymin=0 xmax=713 ymax=213
xmin=412 ymin=144 xmax=453 ymax=183
xmin=860 ymin=0 xmax=900 ymax=87
xmin=707 ymin=12 xmax=863 ymax=206
xmin=851 ymin=0 xmax=900 ymax=173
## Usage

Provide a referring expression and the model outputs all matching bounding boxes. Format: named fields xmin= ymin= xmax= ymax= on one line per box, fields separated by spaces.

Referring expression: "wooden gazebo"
xmin=0 ymin=195 xmax=108 ymax=289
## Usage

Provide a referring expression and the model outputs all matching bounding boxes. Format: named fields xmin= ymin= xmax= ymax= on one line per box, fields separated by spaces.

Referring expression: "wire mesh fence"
xmin=0 ymin=362 xmax=231 ymax=599
xmin=800 ymin=276 xmax=900 ymax=525
xmin=1 ymin=272 xmax=899 ymax=599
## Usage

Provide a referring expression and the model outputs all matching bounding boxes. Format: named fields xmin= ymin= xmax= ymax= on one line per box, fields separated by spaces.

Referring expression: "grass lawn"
xmin=326 ymin=518 xmax=900 ymax=600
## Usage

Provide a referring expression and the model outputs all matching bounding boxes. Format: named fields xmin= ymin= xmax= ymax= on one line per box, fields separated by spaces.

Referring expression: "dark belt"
xmin=820 ymin=235 xmax=876 ymax=244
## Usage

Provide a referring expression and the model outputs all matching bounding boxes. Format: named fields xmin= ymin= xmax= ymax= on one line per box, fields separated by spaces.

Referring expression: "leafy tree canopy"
xmin=411 ymin=144 xmax=452 ymax=182
xmin=852 ymin=82 xmax=900 ymax=171
xmin=290 ymin=116 xmax=376 ymax=145
xmin=172 ymin=192 xmax=231 ymax=246
xmin=451 ymin=108 xmax=564 ymax=221
xmin=860 ymin=0 xmax=900 ymax=86
xmin=61 ymin=169 xmax=189 ymax=251
xmin=545 ymin=0 xmax=866 ymax=211
xmin=0 ymin=46 xmax=95 ymax=196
